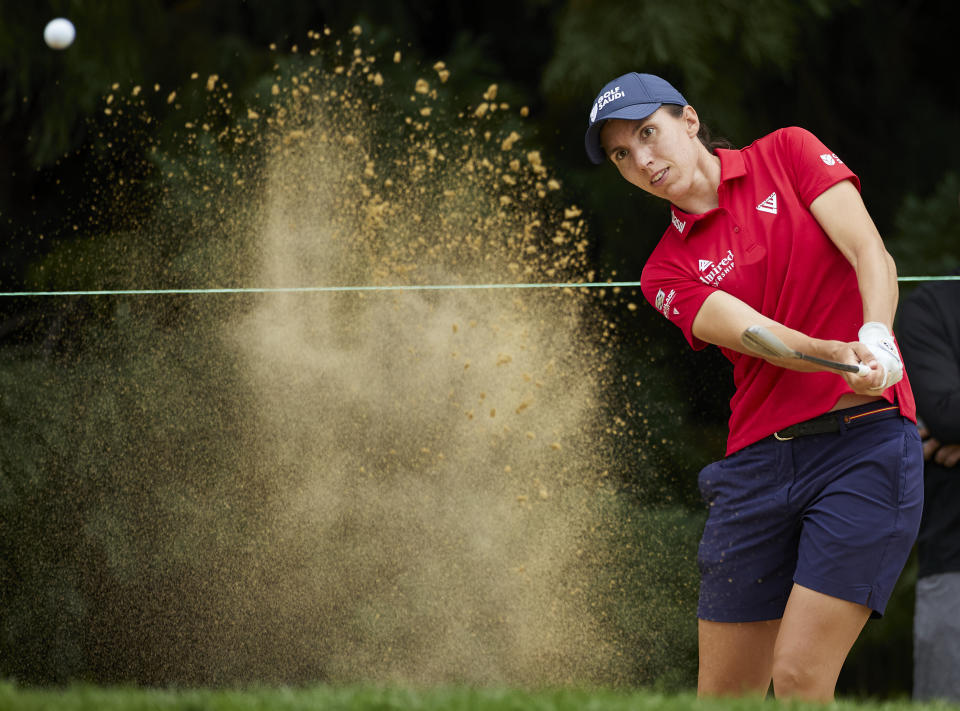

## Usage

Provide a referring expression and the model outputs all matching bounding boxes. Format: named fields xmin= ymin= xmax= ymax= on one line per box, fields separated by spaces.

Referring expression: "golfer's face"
xmin=600 ymin=107 xmax=700 ymax=202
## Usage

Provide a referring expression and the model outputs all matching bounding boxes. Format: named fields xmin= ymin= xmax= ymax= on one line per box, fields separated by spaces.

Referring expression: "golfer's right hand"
xmin=839 ymin=340 xmax=887 ymax=393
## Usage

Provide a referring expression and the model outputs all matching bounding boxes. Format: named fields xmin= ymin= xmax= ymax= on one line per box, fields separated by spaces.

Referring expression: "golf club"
xmin=741 ymin=325 xmax=870 ymax=376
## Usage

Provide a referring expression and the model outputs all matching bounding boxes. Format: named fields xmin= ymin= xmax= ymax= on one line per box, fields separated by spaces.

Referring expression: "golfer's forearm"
xmin=693 ymin=291 xmax=824 ymax=370
xmin=856 ymin=249 xmax=899 ymax=330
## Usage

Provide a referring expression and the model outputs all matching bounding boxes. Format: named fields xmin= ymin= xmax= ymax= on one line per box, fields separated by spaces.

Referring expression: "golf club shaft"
xmin=796 ymin=352 xmax=865 ymax=374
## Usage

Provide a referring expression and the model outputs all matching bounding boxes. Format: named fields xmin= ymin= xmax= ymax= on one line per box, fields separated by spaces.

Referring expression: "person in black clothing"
xmin=897 ymin=276 xmax=960 ymax=702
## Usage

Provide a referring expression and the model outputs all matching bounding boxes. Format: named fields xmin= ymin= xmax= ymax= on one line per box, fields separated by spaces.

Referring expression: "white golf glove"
xmin=858 ymin=321 xmax=903 ymax=391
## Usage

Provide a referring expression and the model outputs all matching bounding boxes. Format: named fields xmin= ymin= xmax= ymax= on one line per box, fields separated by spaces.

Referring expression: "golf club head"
xmin=741 ymin=325 xmax=797 ymax=359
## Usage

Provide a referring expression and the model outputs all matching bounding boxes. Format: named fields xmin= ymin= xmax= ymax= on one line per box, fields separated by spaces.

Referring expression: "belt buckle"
xmin=773 ymin=430 xmax=794 ymax=441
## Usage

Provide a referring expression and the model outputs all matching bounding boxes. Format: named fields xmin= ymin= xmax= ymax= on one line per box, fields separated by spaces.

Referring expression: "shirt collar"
xmin=668 ymin=148 xmax=746 ymax=239
xmin=717 ymin=147 xmax=746 ymax=181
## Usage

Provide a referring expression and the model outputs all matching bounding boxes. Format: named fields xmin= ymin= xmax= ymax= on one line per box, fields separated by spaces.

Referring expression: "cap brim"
xmin=584 ymin=101 xmax=664 ymax=164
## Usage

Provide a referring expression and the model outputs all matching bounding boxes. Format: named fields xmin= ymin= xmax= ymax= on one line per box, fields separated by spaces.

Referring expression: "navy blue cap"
xmin=584 ymin=72 xmax=687 ymax=164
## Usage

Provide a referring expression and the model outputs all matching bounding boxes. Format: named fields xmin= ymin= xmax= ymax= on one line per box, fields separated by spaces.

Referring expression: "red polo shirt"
xmin=640 ymin=126 xmax=915 ymax=454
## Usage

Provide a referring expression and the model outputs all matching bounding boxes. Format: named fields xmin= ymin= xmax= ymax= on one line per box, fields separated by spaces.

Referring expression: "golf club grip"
xmin=799 ymin=353 xmax=864 ymax=374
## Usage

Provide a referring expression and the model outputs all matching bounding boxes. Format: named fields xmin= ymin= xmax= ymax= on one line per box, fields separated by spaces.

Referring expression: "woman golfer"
xmin=584 ymin=73 xmax=922 ymax=701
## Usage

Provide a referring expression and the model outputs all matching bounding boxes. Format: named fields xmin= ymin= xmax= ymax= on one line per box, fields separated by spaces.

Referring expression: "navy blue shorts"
xmin=697 ymin=402 xmax=923 ymax=622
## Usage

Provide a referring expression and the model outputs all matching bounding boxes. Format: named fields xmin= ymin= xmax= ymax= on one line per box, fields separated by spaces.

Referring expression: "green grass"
xmin=1 ymin=683 xmax=957 ymax=711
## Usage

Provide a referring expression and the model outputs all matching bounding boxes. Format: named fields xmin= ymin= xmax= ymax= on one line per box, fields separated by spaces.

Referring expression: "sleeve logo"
xmin=655 ymin=288 xmax=677 ymax=319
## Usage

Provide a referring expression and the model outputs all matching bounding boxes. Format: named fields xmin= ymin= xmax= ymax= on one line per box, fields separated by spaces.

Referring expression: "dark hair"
xmin=664 ymin=104 xmax=733 ymax=154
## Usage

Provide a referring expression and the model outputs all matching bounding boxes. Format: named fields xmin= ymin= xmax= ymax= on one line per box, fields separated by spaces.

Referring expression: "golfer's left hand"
xmin=858 ymin=322 xmax=904 ymax=391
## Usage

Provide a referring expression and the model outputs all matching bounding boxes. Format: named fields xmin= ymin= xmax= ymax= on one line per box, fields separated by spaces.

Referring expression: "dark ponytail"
xmin=665 ymin=104 xmax=733 ymax=154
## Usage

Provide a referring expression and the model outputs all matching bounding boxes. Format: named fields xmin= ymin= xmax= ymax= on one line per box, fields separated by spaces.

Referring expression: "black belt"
xmin=773 ymin=403 xmax=901 ymax=441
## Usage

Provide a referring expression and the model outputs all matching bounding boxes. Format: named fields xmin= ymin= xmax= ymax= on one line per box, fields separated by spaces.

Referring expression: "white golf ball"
xmin=44 ymin=18 xmax=76 ymax=50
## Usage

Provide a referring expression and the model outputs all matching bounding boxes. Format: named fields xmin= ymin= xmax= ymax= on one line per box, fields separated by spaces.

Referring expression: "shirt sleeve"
xmin=779 ymin=126 xmax=861 ymax=206
xmin=640 ymin=242 xmax=715 ymax=350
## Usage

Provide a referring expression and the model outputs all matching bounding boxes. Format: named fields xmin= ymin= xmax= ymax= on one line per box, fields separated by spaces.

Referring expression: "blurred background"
xmin=2 ymin=0 xmax=958 ymax=698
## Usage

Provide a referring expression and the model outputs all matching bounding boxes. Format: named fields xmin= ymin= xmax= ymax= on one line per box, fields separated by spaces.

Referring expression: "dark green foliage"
xmin=886 ymin=173 xmax=960 ymax=280
xmin=0 ymin=304 xmax=261 ymax=684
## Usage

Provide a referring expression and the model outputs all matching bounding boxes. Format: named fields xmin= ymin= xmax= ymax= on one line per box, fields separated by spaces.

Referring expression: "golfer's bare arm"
xmin=809 ymin=179 xmax=898 ymax=329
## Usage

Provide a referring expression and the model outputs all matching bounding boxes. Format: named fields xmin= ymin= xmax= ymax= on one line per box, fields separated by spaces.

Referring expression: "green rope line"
xmin=0 ymin=276 xmax=956 ymax=297
xmin=0 ymin=282 xmax=634 ymax=297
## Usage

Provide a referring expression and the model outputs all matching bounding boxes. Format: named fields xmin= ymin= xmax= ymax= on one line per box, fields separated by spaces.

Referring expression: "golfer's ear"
xmin=682 ymin=105 xmax=700 ymax=138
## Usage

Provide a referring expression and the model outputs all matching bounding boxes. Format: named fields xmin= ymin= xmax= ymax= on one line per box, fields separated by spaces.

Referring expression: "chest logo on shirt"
xmin=756 ymin=192 xmax=778 ymax=215
xmin=699 ymin=249 xmax=735 ymax=287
